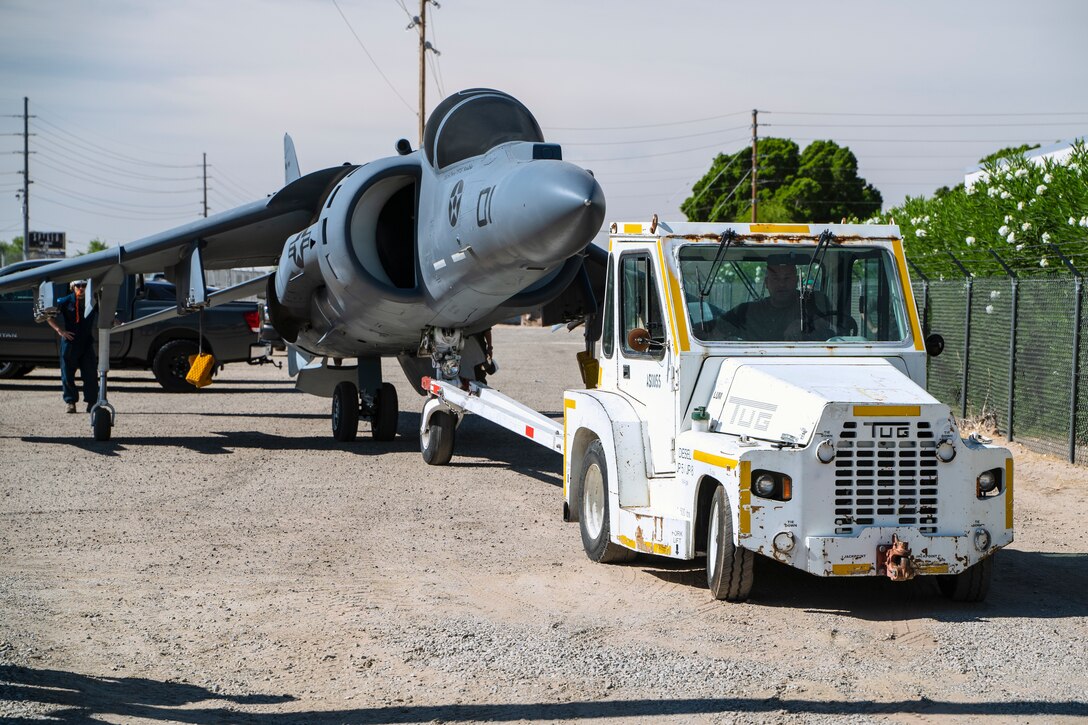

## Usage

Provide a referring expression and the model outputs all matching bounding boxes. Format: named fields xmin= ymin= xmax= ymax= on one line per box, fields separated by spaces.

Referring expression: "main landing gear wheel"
xmin=421 ymin=409 xmax=455 ymax=466
xmin=706 ymin=484 xmax=754 ymax=601
xmin=370 ymin=382 xmax=399 ymax=441
xmin=937 ymin=553 xmax=994 ymax=602
xmin=577 ymin=440 xmax=635 ymax=563
xmin=331 ymin=381 xmax=360 ymax=442
xmin=92 ymin=408 xmax=112 ymax=442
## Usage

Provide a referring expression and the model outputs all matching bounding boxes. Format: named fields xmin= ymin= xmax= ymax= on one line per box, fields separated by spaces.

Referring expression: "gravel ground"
xmin=0 ymin=325 xmax=1086 ymax=724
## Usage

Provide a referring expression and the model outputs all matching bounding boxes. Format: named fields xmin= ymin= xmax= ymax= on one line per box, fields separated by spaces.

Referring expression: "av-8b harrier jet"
xmin=0 ymin=89 xmax=606 ymax=442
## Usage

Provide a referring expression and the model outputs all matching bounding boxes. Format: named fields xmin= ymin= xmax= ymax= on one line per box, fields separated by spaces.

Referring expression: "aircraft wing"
xmin=0 ymin=165 xmax=352 ymax=294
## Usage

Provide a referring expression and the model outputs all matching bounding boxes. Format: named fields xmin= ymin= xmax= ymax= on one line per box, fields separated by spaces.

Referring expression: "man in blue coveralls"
xmin=45 ymin=280 xmax=98 ymax=413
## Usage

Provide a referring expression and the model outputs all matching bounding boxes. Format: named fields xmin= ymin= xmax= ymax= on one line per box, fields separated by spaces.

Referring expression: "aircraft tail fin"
xmin=284 ymin=134 xmax=301 ymax=184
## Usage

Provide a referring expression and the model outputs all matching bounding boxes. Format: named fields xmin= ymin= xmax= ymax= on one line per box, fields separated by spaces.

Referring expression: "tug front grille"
xmin=833 ymin=421 xmax=939 ymax=535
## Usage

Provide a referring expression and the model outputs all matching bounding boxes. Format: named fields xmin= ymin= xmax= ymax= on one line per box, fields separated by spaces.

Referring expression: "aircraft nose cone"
xmin=491 ymin=161 xmax=606 ymax=265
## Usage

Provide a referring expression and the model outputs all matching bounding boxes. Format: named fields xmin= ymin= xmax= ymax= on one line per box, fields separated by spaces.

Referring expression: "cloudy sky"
xmin=1 ymin=0 xmax=1086 ymax=254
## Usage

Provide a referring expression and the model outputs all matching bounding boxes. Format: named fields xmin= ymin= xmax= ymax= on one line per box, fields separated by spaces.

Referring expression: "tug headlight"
xmin=976 ymin=467 xmax=1003 ymax=498
xmin=815 ymin=439 xmax=836 ymax=464
xmin=750 ymin=470 xmax=792 ymax=501
xmin=936 ymin=439 xmax=956 ymax=462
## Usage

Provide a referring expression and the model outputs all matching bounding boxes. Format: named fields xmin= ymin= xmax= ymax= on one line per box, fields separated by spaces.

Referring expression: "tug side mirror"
xmin=925 ymin=333 xmax=945 ymax=357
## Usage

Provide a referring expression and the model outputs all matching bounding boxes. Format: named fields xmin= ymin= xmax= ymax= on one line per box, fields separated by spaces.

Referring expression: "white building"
xmin=964 ymin=136 xmax=1085 ymax=189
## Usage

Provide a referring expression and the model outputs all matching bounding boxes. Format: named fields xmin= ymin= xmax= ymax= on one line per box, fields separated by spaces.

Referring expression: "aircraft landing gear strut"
xmin=328 ymin=358 xmax=400 ymax=443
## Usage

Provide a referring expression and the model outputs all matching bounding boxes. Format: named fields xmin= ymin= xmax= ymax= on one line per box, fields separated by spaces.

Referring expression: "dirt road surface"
xmin=1 ymin=326 xmax=1086 ymax=724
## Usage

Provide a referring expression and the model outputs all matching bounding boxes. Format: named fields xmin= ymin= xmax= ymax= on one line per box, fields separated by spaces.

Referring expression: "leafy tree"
xmin=83 ymin=238 xmax=109 ymax=255
xmin=0 ymin=236 xmax=24 ymax=267
xmin=681 ymin=138 xmax=882 ymax=223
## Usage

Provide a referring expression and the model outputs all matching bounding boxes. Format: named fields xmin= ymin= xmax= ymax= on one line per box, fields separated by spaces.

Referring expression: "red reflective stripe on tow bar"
xmin=525 ymin=426 xmax=534 ymax=438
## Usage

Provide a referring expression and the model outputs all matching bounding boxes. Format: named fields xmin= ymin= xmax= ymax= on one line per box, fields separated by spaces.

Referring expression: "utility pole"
xmin=408 ymin=0 xmax=440 ymax=147
xmin=22 ymin=97 xmax=30 ymax=259
xmin=202 ymin=153 xmax=208 ymax=218
xmin=417 ymin=0 xmax=427 ymax=146
xmin=750 ymin=109 xmax=758 ymax=224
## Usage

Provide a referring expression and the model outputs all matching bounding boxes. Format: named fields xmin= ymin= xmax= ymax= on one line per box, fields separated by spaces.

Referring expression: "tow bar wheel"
xmin=421 ymin=409 xmax=456 ymax=465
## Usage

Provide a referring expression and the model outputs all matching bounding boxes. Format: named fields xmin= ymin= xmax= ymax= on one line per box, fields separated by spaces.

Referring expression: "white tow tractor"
xmin=421 ymin=222 xmax=1013 ymax=603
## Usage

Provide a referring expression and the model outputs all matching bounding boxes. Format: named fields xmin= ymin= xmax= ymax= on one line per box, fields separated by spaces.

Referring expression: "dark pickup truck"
xmin=0 ymin=259 xmax=268 ymax=391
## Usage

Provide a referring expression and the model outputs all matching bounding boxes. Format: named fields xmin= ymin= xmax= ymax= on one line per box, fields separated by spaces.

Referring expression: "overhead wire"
xmin=331 ymin=0 xmax=415 ymax=115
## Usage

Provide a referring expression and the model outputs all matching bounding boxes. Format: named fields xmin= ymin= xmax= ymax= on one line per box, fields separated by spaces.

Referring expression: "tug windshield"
xmin=678 ymin=244 xmax=911 ymax=344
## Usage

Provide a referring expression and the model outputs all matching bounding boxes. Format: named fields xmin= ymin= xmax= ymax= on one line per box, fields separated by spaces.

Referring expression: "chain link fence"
xmin=914 ymin=272 xmax=1087 ymax=463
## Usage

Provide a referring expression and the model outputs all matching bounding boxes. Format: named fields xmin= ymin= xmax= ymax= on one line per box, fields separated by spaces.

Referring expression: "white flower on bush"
xmin=988 ymin=187 xmax=1000 ymax=197
xmin=915 ymin=229 xmax=927 ymax=238
xmin=967 ymin=185 xmax=977 ymax=196
xmin=1004 ymin=214 xmax=1013 ymax=223
xmin=1022 ymin=222 xmax=1032 ymax=231
xmin=998 ymin=225 xmax=1009 ymax=236
xmin=1015 ymin=168 xmax=1028 ymax=178
xmin=1044 ymin=173 xmax=1053 ymax=183
xmin=1036 ymin=184 xmax=1047 ymax=195
xmin=1040 ymin=257 xmax=1049 ymax=268
xmin=965 ymin=236 xmax=975 ymax=246
xmin=985 ymin=304 xmax=995 ymax=314
xmin=1016 ymin=202 xmax=1025 ymax=210
xmin=1001 ymin=191 xmax=1011 ymax=199
xmin=1042 ymin=232 xmax=1051 ymax=243
xmin=1071 ymin=217 xmax=1078 ymax=226
xmin=1016 ymin=244 xmax=1025 ymax=251
xmin=923 ymin=215 xmax=930 ymax=223
xmin=1007 ymin=231 xmax=1016 ymax=243
xmin=990 ymin=290 xmax=1001 ymax=299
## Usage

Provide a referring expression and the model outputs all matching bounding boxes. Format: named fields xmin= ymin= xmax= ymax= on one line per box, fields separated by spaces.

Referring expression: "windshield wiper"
xmin=801 ymin=229 xmax=835 ymax=332
xmin=700 ymin=229 xmax=738 ymax=299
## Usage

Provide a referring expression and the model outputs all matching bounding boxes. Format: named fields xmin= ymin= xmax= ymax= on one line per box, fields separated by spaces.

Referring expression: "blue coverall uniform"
xmin=56 ymin=293 xmax=99 ymax=406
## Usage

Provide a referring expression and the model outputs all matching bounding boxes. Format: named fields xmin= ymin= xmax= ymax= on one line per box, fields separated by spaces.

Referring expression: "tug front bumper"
xmin=795 ymin=526 xmax=1009 ymax=578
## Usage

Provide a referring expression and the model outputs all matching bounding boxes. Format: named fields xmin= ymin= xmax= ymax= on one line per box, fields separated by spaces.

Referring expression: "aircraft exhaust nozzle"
xmin=489 ymin=161 xmax=606 ymax=266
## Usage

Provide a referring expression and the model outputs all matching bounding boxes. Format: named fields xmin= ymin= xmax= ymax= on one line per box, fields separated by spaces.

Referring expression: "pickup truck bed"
xmin=0 ymin=260 xmax=266 ymax=391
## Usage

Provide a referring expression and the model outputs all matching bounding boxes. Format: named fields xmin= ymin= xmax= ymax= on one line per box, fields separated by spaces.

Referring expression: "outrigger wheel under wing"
xmin=0 ymin=165 xmax=354 ymax=439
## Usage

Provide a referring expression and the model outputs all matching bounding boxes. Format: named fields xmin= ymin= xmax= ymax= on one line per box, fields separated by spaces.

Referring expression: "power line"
xmin=767 ymin=121 xmax=1088 ymax=129
xmin=559 ymin=124 xmax=751 ymax=147
xmin=330 ymin=0 xmax=415 ymax=115
xmin=32 ymin=116 xmax=202 ymax=168
xmin=571 ymin=136 xmax=750 ymax=163
xmin=548 ymin=110 xmax=749 ymax=132
xmin=770 ymin=110 xmax=1088 ymax=118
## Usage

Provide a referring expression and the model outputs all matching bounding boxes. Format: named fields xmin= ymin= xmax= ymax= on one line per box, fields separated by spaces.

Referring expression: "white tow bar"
xmin=420 ymin=376 xmax=564 ymax=453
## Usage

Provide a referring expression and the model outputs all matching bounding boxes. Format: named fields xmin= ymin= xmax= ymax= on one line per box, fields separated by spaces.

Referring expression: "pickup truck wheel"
xmin=0 ymin=362 xmax=32 ymax=378
xmin=706 ymin=485 xmax=754 ymax=601
xmin=92 ymin=409 xmax=112 ymax=442
xmin=331 ymin=382 xmax=360 ymax=442
xmin=152 ymin=340 xmax=200 ymax=392
xmin=371 ymin=382 xmax=398 ymax=441
xmin=421 ymin=409 xmax=455 ymax=465
xmin=937 ymin=553 xmax=994 ymax=602
xmin=578 ymin=440 xmax=636 ymax=564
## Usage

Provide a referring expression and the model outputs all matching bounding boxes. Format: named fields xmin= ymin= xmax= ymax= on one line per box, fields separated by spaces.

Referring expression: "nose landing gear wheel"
xmin=332 ymin=381 xmax=360 ymax=442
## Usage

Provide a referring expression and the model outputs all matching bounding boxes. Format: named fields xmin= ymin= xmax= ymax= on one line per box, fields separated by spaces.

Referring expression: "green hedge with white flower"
xmin=863 ymin=141 xmax=1088 ymax=278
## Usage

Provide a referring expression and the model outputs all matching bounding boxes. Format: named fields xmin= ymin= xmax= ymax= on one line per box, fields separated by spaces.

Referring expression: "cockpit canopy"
xmin=423 ymin=89 xmax=544 ymax=170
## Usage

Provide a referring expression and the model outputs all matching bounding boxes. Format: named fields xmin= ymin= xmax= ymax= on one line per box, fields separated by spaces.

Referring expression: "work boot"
xmin=86 ymin=402 xmax=94 ymax=412
xmin=66 ymin=403 xmax=76 ymax=414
